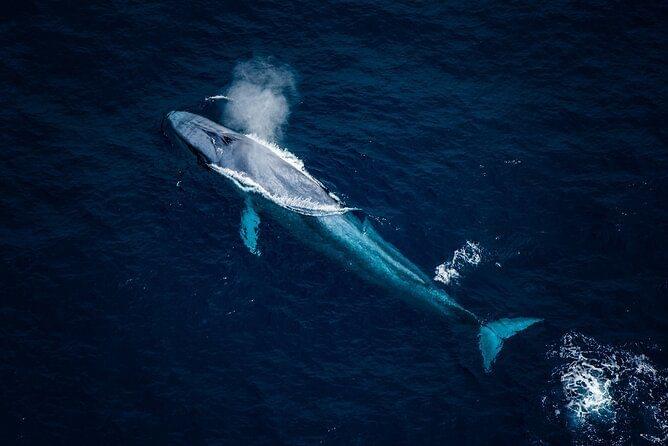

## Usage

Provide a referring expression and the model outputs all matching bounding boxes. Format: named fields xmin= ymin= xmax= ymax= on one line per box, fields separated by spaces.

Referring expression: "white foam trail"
xmin=434 ymin=241 xmax=482 ymax=285
xmin=209 ymin=134 xmax=357 ymax=216
xmin=543 ymin=332 xmax=668 ymax=444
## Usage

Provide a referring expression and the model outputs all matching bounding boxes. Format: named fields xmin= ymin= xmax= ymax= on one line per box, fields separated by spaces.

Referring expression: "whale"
xmin=165 ymin=110 xmax=542 ymax=371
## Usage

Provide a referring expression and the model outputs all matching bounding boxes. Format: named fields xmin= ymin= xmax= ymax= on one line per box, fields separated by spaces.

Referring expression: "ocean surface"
xmin=1 ymin=1 xmax=667 ymax=444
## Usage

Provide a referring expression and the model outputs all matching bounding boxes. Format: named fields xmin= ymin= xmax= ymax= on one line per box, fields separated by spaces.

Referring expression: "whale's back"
xmin=169 ymin=111 xmax=349 ymax=216
xmin=222 ymin=135 xmax=341 ymax=213
xmin=212 ymin=131 xmax=347 ymax=216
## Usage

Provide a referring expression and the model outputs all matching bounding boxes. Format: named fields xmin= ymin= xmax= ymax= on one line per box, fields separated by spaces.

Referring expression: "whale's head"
xmin=166 ymin=111 xmax=238 ymax=164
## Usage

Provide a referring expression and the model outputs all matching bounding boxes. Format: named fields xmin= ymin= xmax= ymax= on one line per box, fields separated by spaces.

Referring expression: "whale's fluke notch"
xmin=240 ymin=197 xmax=261 ymax=256
xmin=479 ymin=317 xmax=542 ymax=372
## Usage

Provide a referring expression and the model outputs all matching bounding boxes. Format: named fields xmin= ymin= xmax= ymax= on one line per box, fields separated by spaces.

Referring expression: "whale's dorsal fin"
xmin=240 ymin=197 xmax=261 ymax=256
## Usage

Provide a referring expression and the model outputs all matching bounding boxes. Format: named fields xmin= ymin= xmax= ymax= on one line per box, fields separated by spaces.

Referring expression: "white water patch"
xmin=433 ymin=241 xmax=482 ymax=285
xmin=543 ymin=332 xmax=668 ymax=445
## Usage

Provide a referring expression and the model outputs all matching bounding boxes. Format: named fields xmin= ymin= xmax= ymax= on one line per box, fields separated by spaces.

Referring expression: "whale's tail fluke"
xmin=478 ymin=317 xmax=542 ymax=372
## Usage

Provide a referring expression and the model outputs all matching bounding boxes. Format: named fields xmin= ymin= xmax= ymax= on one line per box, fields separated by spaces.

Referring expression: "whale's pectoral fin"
xmin=240 ymin=197 xmax=261 ymax=256
xmin=479 ymin=317 xmax=542 ymax=372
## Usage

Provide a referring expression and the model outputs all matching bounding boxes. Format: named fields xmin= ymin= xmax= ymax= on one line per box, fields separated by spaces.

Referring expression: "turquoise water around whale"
xmin=1 ymin=1 xmax=667 ymax=444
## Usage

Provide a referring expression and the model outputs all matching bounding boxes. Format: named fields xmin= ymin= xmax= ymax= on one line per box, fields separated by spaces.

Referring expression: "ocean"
xmin=1 ymin=1 xmax=667 ymax=444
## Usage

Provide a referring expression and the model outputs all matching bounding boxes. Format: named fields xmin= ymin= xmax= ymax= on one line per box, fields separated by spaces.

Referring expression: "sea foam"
xmin=543 ymin=332 xmax=668 ymax=445
xmin=433 ymin=241 xmax=482 ymax=285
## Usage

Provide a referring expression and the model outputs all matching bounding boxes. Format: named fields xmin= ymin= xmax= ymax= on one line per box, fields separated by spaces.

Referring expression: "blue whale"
xmin=166 ymin=111 xmax=541 ymax=371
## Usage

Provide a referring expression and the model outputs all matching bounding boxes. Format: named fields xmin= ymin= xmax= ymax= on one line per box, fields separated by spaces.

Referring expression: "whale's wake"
xmin=543 ymin=332 xmax=668 ymax=445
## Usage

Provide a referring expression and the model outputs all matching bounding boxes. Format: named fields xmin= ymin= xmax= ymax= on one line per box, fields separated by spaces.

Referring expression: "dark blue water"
xmin=2 ymin=1 xmax=667 ymax=444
